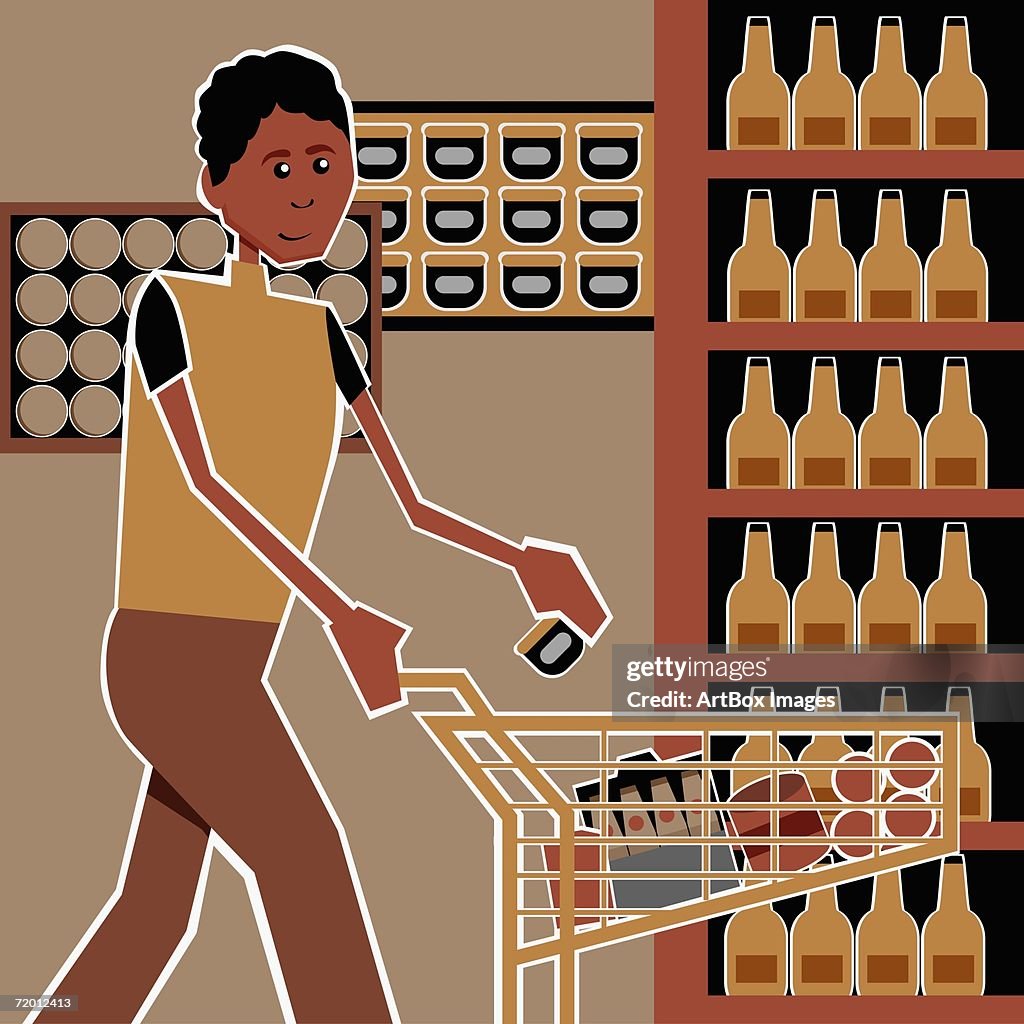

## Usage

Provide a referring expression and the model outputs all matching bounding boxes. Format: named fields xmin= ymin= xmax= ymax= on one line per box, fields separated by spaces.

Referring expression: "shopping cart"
xmin=399 ymin=670 xmax=959 ymax=1023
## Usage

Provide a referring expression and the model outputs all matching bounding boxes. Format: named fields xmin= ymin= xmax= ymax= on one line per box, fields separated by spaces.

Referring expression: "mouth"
xmin=278 ymin=231 xmax=312 ymax=241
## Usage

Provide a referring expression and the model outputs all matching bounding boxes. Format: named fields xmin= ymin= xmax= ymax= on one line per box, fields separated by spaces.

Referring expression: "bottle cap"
xmin=748 ymin=356 xmax=770 ymax=366
xmin=881 ymin=189 xmax=901 ymax=200
xmin=948 ymin=189 xmax=968 ymax=200
xmin=748 ymin=522 xmax=770 ymax=533
xmin=945 ymin=522 xmax=967 ymax=533
xmin=880 ymin=522 xmax=901 ymax=533
xmin=945 ymin=854 xmax=965 ymax=864
xmin=813 ymin=355 xmax=836 ymax=367
xmin=883 ymin=685 xmax=906 ymax=699
xmin=749 ymin=16 xmax=770 ymax=26
xmin=880 ymin=16 xmax=901 ymax=26
xmin=946 ymin=16 xmax=967 ymax=27
xmin=815 ymin=189 xmax=837 ymax=200
xmin=813 ymin=522 xmax=835 ymax=533
xmin=749 ymin=189 xmax=771 ymax=200
xmin=814 ymin=16 xmax=836 ymax=26
xmin=949 ymin=685 xmax=972 ymax=697
xmin=945 ymin=356 xmax=967 ymax=367
xmin=880 ymin=356 xmax=901 ymax=367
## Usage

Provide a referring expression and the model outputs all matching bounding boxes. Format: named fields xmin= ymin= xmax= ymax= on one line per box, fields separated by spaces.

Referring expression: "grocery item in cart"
xmin=728 ymin=771 xmax=828 ymax=871
xmin=542 ymin=829 xmax=614 ymax=929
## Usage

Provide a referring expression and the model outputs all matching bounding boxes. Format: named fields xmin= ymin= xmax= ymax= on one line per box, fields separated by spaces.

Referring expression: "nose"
xmin=291 ymin=198 xmax=314 ymax=209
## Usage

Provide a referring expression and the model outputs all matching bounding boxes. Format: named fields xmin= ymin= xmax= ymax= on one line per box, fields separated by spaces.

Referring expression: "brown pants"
xmin=38 ymin=608 xmax=391 ymax=1024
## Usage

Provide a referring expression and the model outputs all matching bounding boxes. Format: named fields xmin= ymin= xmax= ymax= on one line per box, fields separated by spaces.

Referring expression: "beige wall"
xmin=1 ymin=3 xmax=654 ymax=1022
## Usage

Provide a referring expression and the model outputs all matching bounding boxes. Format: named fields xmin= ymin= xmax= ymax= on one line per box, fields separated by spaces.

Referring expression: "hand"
xmin=324 ymin=604 xmax=411 ymax=717
xmin=515 ymin=541 xmax=610 ymax=641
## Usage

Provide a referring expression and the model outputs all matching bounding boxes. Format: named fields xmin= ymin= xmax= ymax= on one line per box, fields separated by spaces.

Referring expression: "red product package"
xmin=543 ymin=829 xmax=616 ymax=928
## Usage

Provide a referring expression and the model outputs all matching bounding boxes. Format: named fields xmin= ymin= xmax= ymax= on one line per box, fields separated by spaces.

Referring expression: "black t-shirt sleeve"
xmin=325 ymin=305 xmax=370 ymax=405
xmin=131 ymin=275 xmax=191 ymax=398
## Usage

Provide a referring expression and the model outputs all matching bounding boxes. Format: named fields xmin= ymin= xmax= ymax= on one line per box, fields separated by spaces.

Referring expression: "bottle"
xmin=859 ymin=358 xmax=921 ymax=487
xmin=922 ymin=855 xmax=985 ymax=994
xmin=858 ymin=523 xmax=922 ymax=650
xmin=924 ymin=17 xmax=987 ymax=150
xmin=859 ymin=192 xmax=922 ymax=323
xmin=798 ymin=686 xmax=852 ymax=823
xmin=793 ymin=357 xmax=855 ymax=488
xmin=727 ymin=523 xmax=790 ymax=651
xmin=855 ymin=869 xmax=920 ymax=995
xmin=924 ymin=523 xmax=986 ymax=648
xmin=879 ymin=686 xmax=908 ymax=802
xmin=924 ymin=357 xmax=987 ymax=488
xmin=727 ymin=357 xmax=790 ymax=487
xmin=732 ymin=686 xmax=793 ymax=791
xmin=925 ymin=190 xmax=987 ymax=322
xmin=935 ymin=687 xmax=991 ymax=822
xmin=795 ymin=191 xmax=856 ymax=322
xmin=728 ymin=190 xmax=791 ymax=322
xmin=727 ymin=16 xmax=790 ymax=150
xmin=790 ymin=856 xmax=854 ymax=995
xmin=794 ymin=17 xmax=855 ymax=149
xmin=793 ymin=523 xmax=855 ymax=651
xmin=725 ymin=895 xmax=789 ymax=994
xmin=859 ymin=17 xmax=921 ymax=149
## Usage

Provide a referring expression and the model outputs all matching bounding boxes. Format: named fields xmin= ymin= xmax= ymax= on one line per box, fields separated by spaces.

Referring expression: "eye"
xmin=273 ymin=161 xmax=291 ymax=179
xmin=313 ymin=157 xmax=330 ymax=174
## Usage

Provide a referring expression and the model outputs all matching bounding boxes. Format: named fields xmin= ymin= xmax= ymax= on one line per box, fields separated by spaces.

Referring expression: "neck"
xmin=876 ymin=197 xmax=907 ymax=247
xmin=744 ymin=23 xmax=775 ymax=74
xmin=940 ymin=529 xmax=971 ymax=580
xmin=236 ymin=235 xmax=262 ymax=264
xmin=811 ymin=197 xmax=841 ymax=247
xmin=810 ymin=529 xmax=840 ymax=579
xmin=809 ymin=363 xmax=840 ymax=414
xmin=947 ymin=691 xmax=977 ymax=742
xmin=875 ymin=528 xmax=906 ymax=580
xmin=744 ymin=529 xmax=775 ymax=579
xmin=745 ymin=197 xmax=775 ymax=246
xmin=810 ymin=23 xmax=840 ymax=74
xmin=874 ymin=870 xmax=904 ymax=909
xmin=942 ymin=197 xmax=973 ymax=247
xmin=875 ymin=363 xmax=907 ymax=413
xmin=743 ymin=364 xmax=775 ymax=414
xmin=875 ymin=24 xmax=906 ymax=73
xmin=941 ymin=23 xmax=972 ymax=73
xmin=940 ymin=364 xmax=972 ymax=414
xmin=808 ymin=883 xmax=838 ymax=911
xmin=940 ymin=858 xmax=969 ymax=910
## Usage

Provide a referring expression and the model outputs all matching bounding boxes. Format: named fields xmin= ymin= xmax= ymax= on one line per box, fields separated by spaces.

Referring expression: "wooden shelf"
xmin=960 ymin=822 xmax=1024 ymax=850
xmin=696 ymin=995 xmax=1024 ymax=1023
xmin=705 ymin=488 xmax=1024 ymax=519
xmin=705 ymin=149 xmax=1024 ymax=180
xmin=705 ymin=321 xmax=1024 ymax=349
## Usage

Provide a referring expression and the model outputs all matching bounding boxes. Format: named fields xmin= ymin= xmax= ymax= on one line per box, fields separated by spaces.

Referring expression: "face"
xmin=202 ymin=105 xmax=356 ymax=267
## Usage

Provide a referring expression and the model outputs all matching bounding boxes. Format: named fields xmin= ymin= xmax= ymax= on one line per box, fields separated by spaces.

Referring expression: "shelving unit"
xmin=655 ymin=2 xmax=1022 ymax=1019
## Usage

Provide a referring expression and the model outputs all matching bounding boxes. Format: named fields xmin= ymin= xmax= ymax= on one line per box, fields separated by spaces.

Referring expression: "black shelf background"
xmin=708 ymin=4 xmax=1022 ymax=150
xmin=707 ymin=350 xmax=1021 ymax=489
xmin=708 ymin=179 xmax=1019 ymax=322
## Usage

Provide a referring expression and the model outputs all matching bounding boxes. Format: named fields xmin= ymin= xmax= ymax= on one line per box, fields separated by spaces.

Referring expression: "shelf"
xmin=696 ymin=995 xmax=1024 ymax=1023
xmin=705 ymin=321 xmax=1024 ymax=349
xmin=960 ymin=822 xmax=1024 ymax=850
xmin=705 ymin=150 xmax=1024 ymax=180
xmin=705 ymin=488 xmax=1024 ymax=518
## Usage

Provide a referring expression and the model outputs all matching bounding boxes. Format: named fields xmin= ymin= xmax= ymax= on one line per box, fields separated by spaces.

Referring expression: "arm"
xmin=350 ymin=388 xmax=611 ymax=641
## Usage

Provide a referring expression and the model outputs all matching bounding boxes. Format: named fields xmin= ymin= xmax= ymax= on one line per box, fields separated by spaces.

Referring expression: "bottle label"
xmin=802 ymin=623 xmax=846 ymax=648
xmin=934 ymin=117 xmax=978 ymax=146
xmin=960 ymin=786 xmax=982 ymax=817
xmin=735 ymin=954 xmax=779 ymax=983
xmin=738 ymin=290 xmax=782 ymax=319
xmin=868 ymin=622 xmax=913 ymax=646
xmin=803 ymin=290 xmax=847 ymax=319
xmin=934 ymin=623 xmax=977 ymax=646
xmin=868 ymin=290 xmax=913 ymax=319
xmin=935 ymin=290 xmax=979 ymax=319
xmin=932 ymin=954 xmax=975 ymax=983
xmin=802 ymin=457 xmax=847 ymax=486
xmin=867 ymin=954 xmax=910 ymax=983
xmin=800 ymin=954 xmax=845 ymax=983
xmin=803 ymin=117 xmax=846 ymax=145
xmin=934 ymin=457 xmax=977 ymax=486
xmin=868 ymin=117 xmax=912 ymax=146
xmin=736 ymin=622 xmax=781 ymax=647
xmin=868 ymin=457 xmax=913 ymax=486
xmin=738 ymin=117 xmax=781 ymax=146
xmin=737 ymin=457 xmax=781 ymax=486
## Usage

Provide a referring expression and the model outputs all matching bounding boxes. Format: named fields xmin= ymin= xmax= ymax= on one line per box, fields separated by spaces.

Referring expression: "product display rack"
xmin=655 ymin=2 xmax=1023 ymax=1021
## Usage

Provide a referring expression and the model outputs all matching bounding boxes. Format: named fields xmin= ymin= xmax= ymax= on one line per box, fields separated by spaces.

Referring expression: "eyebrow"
xmin=306 ymin=144 xmax=336 ymax=156
xmin=261 ymin=148 xmax=291 ymax=165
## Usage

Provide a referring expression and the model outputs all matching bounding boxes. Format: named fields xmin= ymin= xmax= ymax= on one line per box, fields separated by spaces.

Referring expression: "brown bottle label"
xmin=735 ymin=954 xmax=779 ymax=983
xmin=811 ymin=786 xmax=839 ymax=803
xmin=738 ymin=290 xmax=782 ymax=318
xmin=801 ymin=954 xmax=845 ymax=983
xmin=960 ymin=787 xmax=982 ymax=817
xmin=738 ymin=117 xmax=781 ymax=146
xmin=803 ymin=623 xmax=846 ymax=647
xmin=867 ymin=954 xmax=910 ymax=983
xmin=869 ymin=457 xmax=913 ymax=486
xmin=803 ymin=457 xmax=847 ymax=486
xmin=934 ymin=623 xmax=977 ymax=646
xmin=934 ymin=117 xmax=978 ymax=146
xmin=932 ymin=954 xmax=975 ymax=983
xmin=934 ymin=457 xmax=977 ymax=486
xmin=869 ymin=117 xmax=912 ymax=146
xmin=868 ymin=622 xmax=913 ymax=646
xmin=736 ymin=622 xmax=780 ymax=647
xmin=935 ymin=290 xmax=978 ymax=319
xmin=803 ymin=117 xmax=846 ymax=145
xmin=803 ymin=290 xmax=847 ymax=318
xmin=737 ymin=457 xmax=781 ymax=486
xmin=869 ymin=290 xmax=913 ymax=319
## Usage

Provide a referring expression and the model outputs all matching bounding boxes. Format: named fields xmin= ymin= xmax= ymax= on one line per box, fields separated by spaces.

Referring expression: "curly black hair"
xmin=195 ymin=49 xmax=351 ymax=186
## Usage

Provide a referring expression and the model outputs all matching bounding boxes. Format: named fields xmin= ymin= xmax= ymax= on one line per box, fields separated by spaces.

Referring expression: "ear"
xmin=199 ymin=165 xmax=222 ymax=212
